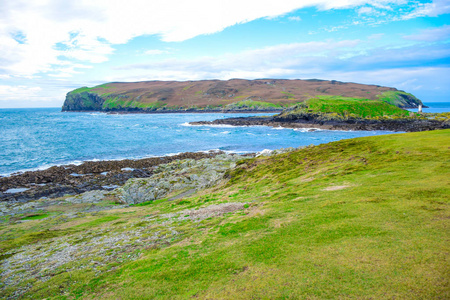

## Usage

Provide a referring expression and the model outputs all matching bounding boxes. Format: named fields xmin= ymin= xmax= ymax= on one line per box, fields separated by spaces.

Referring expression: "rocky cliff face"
xmin=62 ymin=92 xmax=105 ymax=111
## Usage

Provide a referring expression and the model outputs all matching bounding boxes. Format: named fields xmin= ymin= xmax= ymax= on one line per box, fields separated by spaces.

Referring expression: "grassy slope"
xmin=306 ymin=96 xmax=410 ymax=117
xmin=378 ymin=91 xmax=422 ymax=108
xmin=1 ymin=130 xmax=449 ymax=299
xmin=280 ymin=96 xmax=413 ymax=120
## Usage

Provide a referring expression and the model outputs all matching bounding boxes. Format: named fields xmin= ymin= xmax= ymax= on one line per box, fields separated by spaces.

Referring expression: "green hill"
xmin=1 ymin=130 xmax=448 ymax=299
xmin=278 ymin=95 xmax=413 ymax=121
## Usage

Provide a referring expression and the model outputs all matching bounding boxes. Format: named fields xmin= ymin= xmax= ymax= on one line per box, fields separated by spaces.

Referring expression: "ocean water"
xmin=0 ymin=106 xmax=435 ymax=176
xmin=408 ymin=102 xmax=450 ymax=113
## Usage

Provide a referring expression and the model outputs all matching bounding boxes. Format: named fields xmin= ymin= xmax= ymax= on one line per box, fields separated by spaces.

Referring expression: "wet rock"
xmin=0 ymin=151 xmax=224 ymax=203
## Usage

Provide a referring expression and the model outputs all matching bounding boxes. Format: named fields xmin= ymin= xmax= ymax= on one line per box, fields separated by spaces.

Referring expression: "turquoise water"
xmin=0 ymin=108 xmax=405 ymax=175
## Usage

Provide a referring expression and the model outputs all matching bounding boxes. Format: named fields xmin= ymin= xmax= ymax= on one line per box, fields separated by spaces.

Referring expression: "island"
xmin=61 ymin=78 xmax=424 ymax=113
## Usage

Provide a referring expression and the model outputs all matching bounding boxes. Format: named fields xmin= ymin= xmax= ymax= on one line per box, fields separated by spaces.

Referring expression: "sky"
xmin=0 ymin=0 xmax=449 ymax=108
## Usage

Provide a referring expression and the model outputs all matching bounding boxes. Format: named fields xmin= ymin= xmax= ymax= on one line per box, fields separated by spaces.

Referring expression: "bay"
xmin=0 ymin=107 xmax=412 ymax=175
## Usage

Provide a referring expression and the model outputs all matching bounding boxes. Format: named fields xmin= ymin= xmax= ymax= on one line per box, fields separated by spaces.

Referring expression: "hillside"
xmin=61 ymin=79 xmax=423 ymax=112
xmin=1 ymin=130 xmax=449 ymax=299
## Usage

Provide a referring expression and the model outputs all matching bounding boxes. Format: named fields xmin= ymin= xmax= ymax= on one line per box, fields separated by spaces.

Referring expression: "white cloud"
xmin=324 ymin=67 xmax=450 ymax=101
xmin=404 ymin=25 xmax=450 ymax=42
xmin=0 ymin=0 xmax=409 ymax=77
xmin=288 ymin=16 xmax=302 ymax=21
xmin=402 ymin=0 xmax=450 ymax=19
xmin=116 ymin=39 xmax=362 ymax=78
xmin=358 ymin=6 xmax=375 ymax=14
xmin=107 ymin=38 xmax=449 ymax=102
xmin=0 ymin=85 xmax=42 ymax=101
xmin=0 ymin=80 xmax=81 ymax=107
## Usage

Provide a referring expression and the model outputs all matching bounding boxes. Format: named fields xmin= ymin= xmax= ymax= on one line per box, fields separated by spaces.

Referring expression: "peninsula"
xmin=191 ymin=96 xmax=450 ymax=132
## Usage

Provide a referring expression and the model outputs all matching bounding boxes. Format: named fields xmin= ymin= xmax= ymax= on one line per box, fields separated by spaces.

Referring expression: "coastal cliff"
xmin=61 ymin=79 xmax=424 ymax=112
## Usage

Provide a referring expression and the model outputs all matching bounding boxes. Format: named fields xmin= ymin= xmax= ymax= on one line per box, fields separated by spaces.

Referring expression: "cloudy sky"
xmin=0 ymin=0 xmax=449 ymax=108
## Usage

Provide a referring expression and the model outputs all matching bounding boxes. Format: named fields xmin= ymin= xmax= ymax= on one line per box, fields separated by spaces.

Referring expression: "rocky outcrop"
xmin=62 ymin=92 xmax=105 ymax=111
xmin=0 ymin=151 xmax=224 ymax=203
xmin=190 ymin=115 xmax=450 ymax=132
xmin=119 ymin=154 xmax=245 ymax=204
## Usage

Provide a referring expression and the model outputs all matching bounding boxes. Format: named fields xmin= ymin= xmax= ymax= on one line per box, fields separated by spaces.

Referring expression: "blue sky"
xmin=0 ymin=0 xmax=449 ymax=108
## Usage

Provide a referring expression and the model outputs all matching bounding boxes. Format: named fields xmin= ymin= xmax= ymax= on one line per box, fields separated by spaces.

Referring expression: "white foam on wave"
xmin=293 ymin=128 xmax=324 ymax=132
xmin=88 ymin=112 xmax=107 ymax=116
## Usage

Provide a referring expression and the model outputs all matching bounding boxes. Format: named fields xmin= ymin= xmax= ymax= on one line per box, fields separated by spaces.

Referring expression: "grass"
xmin=69 ymin=84 xmax=114 ymax=95
xmin=226 ymin=99 xmax=283 ymax=110
xmin=1 ymin=130 xmax=449 ymax=299
xmin=308 ymin=95 xmax=410 ymax=117
xmin=69 ymin=86 xmax=93 ymax=94
xmin=102 ymin=98 xmax=167 ymax=110
xmin=283 ymin=95 xmax=412 ymax=119
xmin=21 ymin=213 xmax=51 ymax=220
xmin=377 ymin=91 xmax=422 ymax=107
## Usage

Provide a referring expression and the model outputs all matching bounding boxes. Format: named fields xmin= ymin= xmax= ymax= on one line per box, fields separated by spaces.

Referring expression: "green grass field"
xmin=1 ymin=130 xmax=449 ymax=299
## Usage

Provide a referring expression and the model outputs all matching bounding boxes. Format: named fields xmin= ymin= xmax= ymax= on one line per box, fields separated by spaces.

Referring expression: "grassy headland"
xmin=1 ymin=130 xmax=449 ymax=299
xmin=279 ymin=95 xmax=412 ymax=120
xmin=191 ymin=96 xmax=448 ymax=131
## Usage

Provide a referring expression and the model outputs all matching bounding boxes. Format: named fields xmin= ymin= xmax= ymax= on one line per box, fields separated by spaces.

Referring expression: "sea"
xmin=1 ymin=102 xmax=449 ymax=176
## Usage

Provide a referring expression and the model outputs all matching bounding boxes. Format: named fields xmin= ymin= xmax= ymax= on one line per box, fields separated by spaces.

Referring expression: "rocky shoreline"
xmin=0 ymin=148 xmax=298 ymax=220
xmin=190 ymin=115 xmax=449 ymax=132
xmin=0 ymin=151 xmax=230 ymax=203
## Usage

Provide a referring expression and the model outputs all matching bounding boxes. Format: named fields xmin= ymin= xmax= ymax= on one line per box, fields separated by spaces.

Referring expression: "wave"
xmin=88 ymin=112 xmax=107 ymax=116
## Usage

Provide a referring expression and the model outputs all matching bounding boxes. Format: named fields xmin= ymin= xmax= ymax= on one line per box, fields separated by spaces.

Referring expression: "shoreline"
xmin=61 ymin=109 xmax=283 ymax=114
xmin=0 ymin=150 xmax=256 ymax=203
xmin=190 ymin=115 xmax=450 ymax=132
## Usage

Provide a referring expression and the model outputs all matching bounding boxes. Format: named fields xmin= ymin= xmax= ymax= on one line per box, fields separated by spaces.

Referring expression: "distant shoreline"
xmin=61 ymin=109 xmax=283 ymax=114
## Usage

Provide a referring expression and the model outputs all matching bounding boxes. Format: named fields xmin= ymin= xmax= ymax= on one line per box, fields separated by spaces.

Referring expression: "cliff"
xmin=61 ymin=79 xmax=424 ymax=112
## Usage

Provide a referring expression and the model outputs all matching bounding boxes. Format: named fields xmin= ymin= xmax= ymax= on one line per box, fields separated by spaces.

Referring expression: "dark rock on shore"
xmin=190 ymin=115 xmax=450 ymax=132
xmin=0 ymin=151 xmax=224 ymax=203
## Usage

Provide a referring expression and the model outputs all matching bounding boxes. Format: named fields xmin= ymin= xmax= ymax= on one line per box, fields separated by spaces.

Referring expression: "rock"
xmin=65 ymin=190 xmax=109 ymax=204
xmin=0 ymin=151 xmax=224 ymax=203
xmin=189 ymin=115 xmax=450 ymax=132
xmin=119 ymin=154 xmax=246 ymax=205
